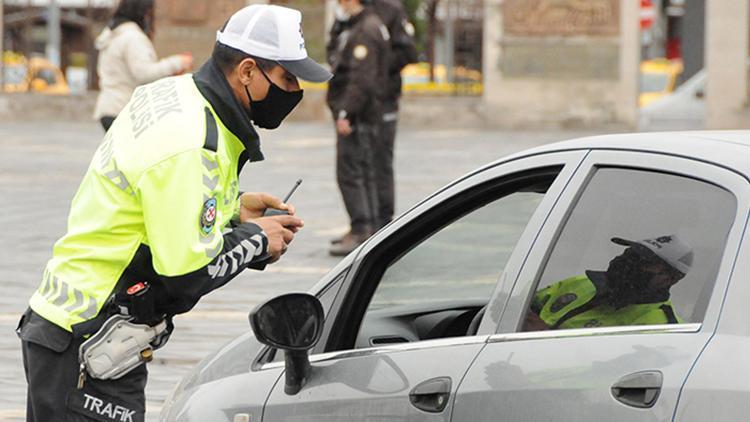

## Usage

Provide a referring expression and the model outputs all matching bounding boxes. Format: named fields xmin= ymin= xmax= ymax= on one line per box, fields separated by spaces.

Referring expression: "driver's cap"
xmin=216 ymin=5 xmax=332 ymax=83
xmin=611 ymin=234 xmax=694 ymax=274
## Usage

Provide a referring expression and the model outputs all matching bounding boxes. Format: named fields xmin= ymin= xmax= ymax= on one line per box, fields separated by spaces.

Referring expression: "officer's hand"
xmin=240 ymin=192 xmax=296 ymax=221
xmin=336 ymin=118 xmax=353 ymax=136
xmin=250 ymin=215 xmax=304 ymax=262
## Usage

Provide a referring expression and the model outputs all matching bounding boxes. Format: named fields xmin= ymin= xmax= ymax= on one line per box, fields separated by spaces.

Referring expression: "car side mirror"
xmin=249 ymin=293 xmax=324 ymax=395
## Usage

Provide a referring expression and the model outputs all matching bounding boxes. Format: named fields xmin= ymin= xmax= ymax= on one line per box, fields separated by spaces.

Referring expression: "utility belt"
xmin=76 ymin=281 xmax=172 ymax=389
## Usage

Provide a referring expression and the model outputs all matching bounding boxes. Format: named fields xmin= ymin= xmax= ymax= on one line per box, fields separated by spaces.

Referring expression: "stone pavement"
xmin=0 ymin=119 xmax=594 ymax=421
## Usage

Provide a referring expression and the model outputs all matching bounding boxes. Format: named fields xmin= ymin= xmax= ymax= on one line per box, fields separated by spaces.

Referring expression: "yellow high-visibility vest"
xmin=30 ymin=75 xmax=248 ymax=332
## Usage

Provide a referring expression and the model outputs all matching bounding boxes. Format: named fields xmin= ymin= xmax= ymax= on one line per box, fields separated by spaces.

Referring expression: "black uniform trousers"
xmin=18 ymin=309 xmax=147 ymax=422
xmin=373 ymin=103 xmax=398 ymax=229
xmin=336 ymin=121 xmax=380 ymax=235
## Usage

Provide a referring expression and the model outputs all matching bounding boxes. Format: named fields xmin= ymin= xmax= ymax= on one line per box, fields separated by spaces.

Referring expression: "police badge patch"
xmin=200 ymin=198 xmax=217 ymax=235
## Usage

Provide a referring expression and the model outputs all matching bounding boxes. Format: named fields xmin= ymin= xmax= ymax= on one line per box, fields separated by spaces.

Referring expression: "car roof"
xmin=497 ymin=131 xmax=750 ymax=178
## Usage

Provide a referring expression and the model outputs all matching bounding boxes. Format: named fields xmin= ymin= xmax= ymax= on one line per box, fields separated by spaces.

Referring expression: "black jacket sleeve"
xmin=157 ymin=222 xmax=269 ymax=315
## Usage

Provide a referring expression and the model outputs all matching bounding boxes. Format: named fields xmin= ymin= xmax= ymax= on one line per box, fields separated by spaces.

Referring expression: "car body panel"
xmin=673 ymin=185 xmax=750 ymax=421
xmin=262 ymin=341 xmax=486 ymax=421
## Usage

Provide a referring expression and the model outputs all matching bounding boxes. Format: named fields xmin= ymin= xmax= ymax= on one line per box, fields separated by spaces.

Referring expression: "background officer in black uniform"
xmin=329 ymin=0 xmax=417 ymax=247
xmin=327 ymin=0 xmax=391 ymax=256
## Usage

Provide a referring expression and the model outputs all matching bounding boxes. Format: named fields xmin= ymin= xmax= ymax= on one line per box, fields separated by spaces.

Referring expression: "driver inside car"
xmin=524 ymin=235 xmax=693 ymax=331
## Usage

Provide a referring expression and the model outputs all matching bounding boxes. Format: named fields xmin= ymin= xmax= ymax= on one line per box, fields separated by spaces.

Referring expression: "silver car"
xmin=161 ymin=132 xmax=750 ymax=421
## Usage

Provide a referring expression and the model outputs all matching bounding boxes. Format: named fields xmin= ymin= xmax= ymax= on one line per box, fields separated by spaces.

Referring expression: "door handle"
xmin=611 ymin=370 xmax=663 ymax=408
xmin=409 ymin=377 xmax=452 ymax=413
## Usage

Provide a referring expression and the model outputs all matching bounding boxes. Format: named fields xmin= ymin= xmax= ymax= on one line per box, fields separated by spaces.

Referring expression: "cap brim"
xmin=278 ymin=57 xmax=332 ymax=83
xmin=611 ymin=237 xmax=636 ymax=247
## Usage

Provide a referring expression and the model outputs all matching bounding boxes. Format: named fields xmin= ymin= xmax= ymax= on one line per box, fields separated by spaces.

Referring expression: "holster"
xmin=78 ymin=314 xmax=167 ymax=380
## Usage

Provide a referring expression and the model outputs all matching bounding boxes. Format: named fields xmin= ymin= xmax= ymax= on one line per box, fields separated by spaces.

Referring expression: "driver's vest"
xmin=29 ymin=74 xmax=245 ymax=332
xmin=531 ymin=275 xmax=683 ymax=330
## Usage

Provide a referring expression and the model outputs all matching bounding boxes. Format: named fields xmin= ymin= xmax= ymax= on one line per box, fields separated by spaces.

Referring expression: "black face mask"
xmin=244 ymin=68 xmax=303 ymax=130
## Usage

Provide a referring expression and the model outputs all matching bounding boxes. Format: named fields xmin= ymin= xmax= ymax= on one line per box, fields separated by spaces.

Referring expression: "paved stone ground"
xmin=0 ymin=120 xmax=595 ymax=421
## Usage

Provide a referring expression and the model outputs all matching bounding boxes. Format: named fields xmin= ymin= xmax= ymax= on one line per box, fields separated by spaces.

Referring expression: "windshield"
xmin=640 ymin=72 xmax=670 ymax=93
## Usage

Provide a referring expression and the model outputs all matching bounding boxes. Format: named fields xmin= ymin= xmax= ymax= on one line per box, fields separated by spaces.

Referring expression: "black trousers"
xmin=18 ymin=310 xmax=147 ymax=422
xmin=373 ymin=108 xmax=398 ymax=229
xmin=336 ymin=122 xmax=380 ymax=234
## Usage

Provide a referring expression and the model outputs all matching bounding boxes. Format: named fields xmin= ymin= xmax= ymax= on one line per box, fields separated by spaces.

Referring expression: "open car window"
xmin=342 ymin=169 xmax=562 ymax=350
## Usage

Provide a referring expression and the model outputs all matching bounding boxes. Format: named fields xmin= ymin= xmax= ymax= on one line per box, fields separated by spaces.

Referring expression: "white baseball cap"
xmin=611 ymin=234 xmax=694 ymax=274
xmin=216 ymin=5 xmax=332 ymax=83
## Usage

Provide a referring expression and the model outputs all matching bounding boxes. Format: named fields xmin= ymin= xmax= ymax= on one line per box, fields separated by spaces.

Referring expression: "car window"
xmin=352 ymin=172 xmax=559 ymax=348
xmin=521 ymin=168 xmax=736 ymax=332
xmin=369 ymin=191 xmax=544 ymax=310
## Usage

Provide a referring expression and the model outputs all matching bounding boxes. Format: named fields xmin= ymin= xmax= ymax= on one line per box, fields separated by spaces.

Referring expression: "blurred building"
xmin=153 ymin=0 xmax=327 ymax=66
xmin=3 ymin=0 xmax=113 ymax=86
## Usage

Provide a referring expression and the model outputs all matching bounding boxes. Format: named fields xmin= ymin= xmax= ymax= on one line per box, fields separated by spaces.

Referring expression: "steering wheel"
xmin=466 ymin=305 xmax=487 ymax=336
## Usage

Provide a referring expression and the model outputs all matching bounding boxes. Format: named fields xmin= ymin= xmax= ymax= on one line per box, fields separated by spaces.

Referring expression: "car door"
xmin=451 ymin=150 xmax=748 ymax=421
xmin=259 ymin=152 xmax=588 ymax=421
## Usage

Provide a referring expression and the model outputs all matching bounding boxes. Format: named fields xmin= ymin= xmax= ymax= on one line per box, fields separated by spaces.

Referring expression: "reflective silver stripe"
xmin=99 ymin=135 xmax=114 ymax=168
xmin=39 ymin=271 xmax=52 ymax=297
xmin=51 ymin=280 xmax=69 ymax=307
xmin=44 ymin=276 xmax=59 ymax=300
xmin=203 ymin=174 xmax=219 ymax=191
xmin=200 ymin=232 xmax=216 ymax=244
xmin=486 ymin=323 xmax=703 ymax=344
xmin=105 ymin=167 xmax=132 ymax=193
xmin=240 ymin=239 xmax=259 ymax=263
xmin=64 ymin=288 xmax=84 ymax=313
xmin=205 ymin=243 xmax=222 ymax=259
xmin=79 ymin=296 xmax=99 ymax=320
xmin=201 ymin=155 xmax=218 ymax=171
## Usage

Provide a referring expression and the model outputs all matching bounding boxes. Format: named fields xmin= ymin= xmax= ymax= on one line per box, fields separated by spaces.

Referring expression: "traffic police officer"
xmin=17 ymin=5 xmax=331 ymax=421
xmin=525 ymin=235 xmax=693 ymax=331
xmin=327 ymin=0 xmax=391 ymax=256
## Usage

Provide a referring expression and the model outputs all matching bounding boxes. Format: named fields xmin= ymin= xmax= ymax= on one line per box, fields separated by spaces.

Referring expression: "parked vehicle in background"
xmin=2 ymin=52 xmax=70 ymax=95
xmin=639 ymin=59 xmax=683 ymax=107
xmin=639 ymin=69 xmax=706 ymax=131
xmin=161 ymin=131 xmax=750 ymax=422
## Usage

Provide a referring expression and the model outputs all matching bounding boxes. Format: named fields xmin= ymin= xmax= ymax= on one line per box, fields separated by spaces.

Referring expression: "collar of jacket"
xmin=193 ymin=58 xmax=264 ymax=163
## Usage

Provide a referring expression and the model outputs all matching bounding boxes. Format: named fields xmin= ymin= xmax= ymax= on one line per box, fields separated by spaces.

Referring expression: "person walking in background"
xmin=94 ymin=0 xmax=193 ymax=131
xmin=327 ymin=0 xmax=391 ymax=256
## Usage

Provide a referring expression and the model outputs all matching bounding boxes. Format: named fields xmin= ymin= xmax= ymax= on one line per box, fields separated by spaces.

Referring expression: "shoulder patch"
xmin=353 ymin=44 xmax=368 ymax=60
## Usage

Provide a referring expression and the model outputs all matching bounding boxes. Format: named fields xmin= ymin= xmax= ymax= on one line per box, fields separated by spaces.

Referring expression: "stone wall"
xmin=705 ymin=0 xmax=750 ymax=129
xmin=482 ymin=0 xmax=639 ymax=128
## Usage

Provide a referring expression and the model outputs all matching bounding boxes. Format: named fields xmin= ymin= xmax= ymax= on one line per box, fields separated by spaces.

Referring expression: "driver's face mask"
xmin=244 ymin=67 xmax=303 ymax=130
xmin=606 ymin=248 xmax=651 ymax=292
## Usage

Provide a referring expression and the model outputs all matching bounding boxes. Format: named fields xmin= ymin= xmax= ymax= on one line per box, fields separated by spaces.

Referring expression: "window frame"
xmin=314 ymin=151 xmax=589 ymax=355
xmin=495 ymin=150 xmax=750 ymax=340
